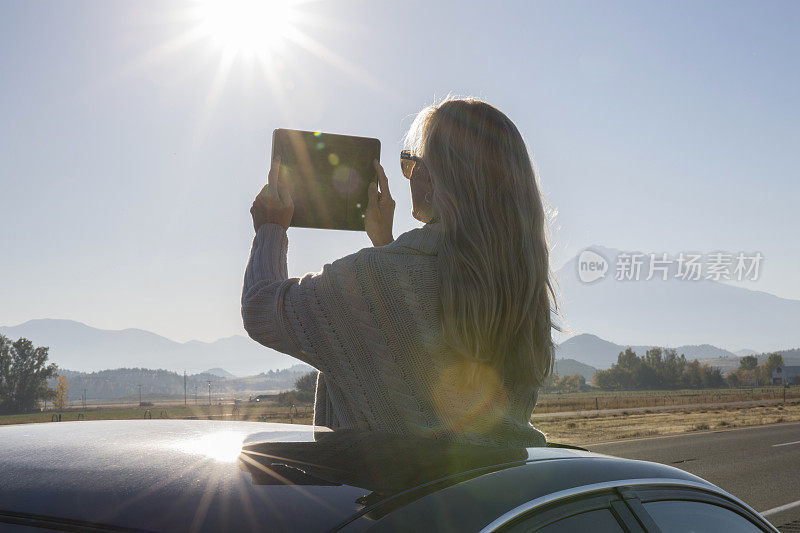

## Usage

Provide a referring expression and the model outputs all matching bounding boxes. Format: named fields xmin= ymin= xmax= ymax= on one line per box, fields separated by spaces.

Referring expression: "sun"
xmin=119 ymin=0 xmax=390 ymax=139
xmin=195 ymin=0 xmax=297 ymax=56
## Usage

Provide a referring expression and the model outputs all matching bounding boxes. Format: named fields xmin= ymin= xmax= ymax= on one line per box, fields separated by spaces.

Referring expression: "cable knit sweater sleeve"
xmin=241 ymin=222 xmax=344 ymax=369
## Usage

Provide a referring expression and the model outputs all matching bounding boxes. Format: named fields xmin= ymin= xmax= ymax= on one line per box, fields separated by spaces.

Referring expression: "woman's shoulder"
xmin=376 ymin=222 xmax=442 ymax=257
xmin=319 ymin=223 xmax=441 ymax=282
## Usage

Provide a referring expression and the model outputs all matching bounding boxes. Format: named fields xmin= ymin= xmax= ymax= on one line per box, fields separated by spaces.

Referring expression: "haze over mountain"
xmin=555 ymin=333 xmax=744 ymax=369
xmin=203 ymin=368 xmax=235 ymax=378
xmin=0 ymin=319 xmax=298 ymax=376
xmin=555 ymin=245 xmax=800 ymax=353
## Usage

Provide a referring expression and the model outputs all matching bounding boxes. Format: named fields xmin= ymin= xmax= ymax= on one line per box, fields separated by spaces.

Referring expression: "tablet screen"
xmin=271 ymin=129 xmax=380 ymax=231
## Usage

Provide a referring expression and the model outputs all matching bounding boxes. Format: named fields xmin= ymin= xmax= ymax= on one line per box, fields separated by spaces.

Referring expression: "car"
xmin=0 ymin=420 xmax=778 ymax=532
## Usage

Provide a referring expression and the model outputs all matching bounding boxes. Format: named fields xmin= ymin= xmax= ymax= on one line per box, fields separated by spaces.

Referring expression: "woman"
xmin=243 ymin=97 xmax=555 ymax=447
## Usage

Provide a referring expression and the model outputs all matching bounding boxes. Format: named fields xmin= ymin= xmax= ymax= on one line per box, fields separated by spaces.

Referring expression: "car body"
xmin=0 ymin=420 xmax=777 ymax=532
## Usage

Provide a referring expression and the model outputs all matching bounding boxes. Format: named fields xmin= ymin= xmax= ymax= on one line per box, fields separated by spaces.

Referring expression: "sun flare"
xmin=195 ymin=0 xmax=297 ymax=56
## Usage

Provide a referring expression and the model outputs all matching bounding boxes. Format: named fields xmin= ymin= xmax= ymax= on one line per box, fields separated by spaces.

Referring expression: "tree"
xmin=281 ymin=370 xmax=318 ymax=404
xmin=55 ymin=376 xmax=69 ymax=410
xmin=295 ymin=371 xmax=318 ymax=394
xmin=765 ymin=353 xmax=785 ymax=373
xmin=739 ymin=355 xmax=758 ymax=371
xmin=556 ymin=374 xmax=585 ymax=393
xmin=759 ymin=353 xmax=785 ymax=385
xmin=0 ymin=336 xmax=58 ymax=413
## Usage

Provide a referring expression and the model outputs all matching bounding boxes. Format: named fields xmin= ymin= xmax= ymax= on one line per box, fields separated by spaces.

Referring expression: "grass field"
xmin=3 ymin=387 xmax=799 ymax=446
xmin=0 ymin=402 xmax=314 ymax=426
xmin=534 ymin=386 xmax=800 ymax=413
xmin=537 ymin=400 xmax=800 ymax=445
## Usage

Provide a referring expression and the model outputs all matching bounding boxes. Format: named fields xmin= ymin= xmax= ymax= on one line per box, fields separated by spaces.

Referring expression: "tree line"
xmin=593 ymin=347 xmax=724 ymax=390
xmin=591 ymin=347 xmax=786 ymax=390
xmin=54 ymin=366 xmax=311 ymax=401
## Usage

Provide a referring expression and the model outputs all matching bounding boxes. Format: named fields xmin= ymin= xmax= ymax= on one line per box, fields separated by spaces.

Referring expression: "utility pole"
xmin=207 ymin=380 xmax=212 ymax=406
xmin=194 ymin=385 xmax=198 ymax=405
xmin=184 ymin=371 xmax=187 ymax=406
xmin=82 ymin=389 xmax=87 ymax=410
xmin=138 ymin=384 xmax=142 ymax=406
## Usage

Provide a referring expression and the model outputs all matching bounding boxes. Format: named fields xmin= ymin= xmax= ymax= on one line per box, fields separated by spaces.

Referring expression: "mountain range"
xmin=556 ymin=333 xmax=742 ymax=369
xmin=4 ymin=318 xmax=797 ymax=379
xmin=0 ymin=319 xmax=297 ymax=376
xmin=4 ymin=240 xmax=800 ymax=378
xmin=556 ymin=333 xmax=800 ymax=374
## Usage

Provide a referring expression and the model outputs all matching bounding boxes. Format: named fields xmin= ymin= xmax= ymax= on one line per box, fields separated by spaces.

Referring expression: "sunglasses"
xmin=400 ymin=150 xmax=426 ymax=180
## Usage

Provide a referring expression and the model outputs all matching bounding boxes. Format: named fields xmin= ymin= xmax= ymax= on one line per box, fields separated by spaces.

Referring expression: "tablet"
xmin=271 ymin=129 xmax=381 ymax=231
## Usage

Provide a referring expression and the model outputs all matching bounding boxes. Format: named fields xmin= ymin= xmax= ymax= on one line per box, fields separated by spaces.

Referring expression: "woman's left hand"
xmin=365 ymin=160 xmax=395 ymax=246
xmin=251 ymin=156 xmax=294 ymax=231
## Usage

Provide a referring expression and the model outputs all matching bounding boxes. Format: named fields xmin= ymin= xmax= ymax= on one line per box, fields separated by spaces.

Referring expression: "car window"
xmin=643 ymin=500 xmax=764 ymax=532
xmin=534 ymin=508 xmax=624 ymax=533
xmin=501 ymin=493 xmax=628 ymax=533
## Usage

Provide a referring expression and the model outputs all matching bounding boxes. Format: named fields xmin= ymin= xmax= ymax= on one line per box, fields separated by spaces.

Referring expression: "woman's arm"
xmin=242 ymin=157 xmax=319 ymax=363
xmin=241 ymin=223 xmax=308 ymax=360
xmin=242 ymin=157 xmax=395 ymax=367
xmin=241 ymin=223 xmax=361 ymax=370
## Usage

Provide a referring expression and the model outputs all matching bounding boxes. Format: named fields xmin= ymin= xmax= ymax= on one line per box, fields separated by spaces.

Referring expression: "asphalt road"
xmin=586 ymin=422 xmax=800 ymax=530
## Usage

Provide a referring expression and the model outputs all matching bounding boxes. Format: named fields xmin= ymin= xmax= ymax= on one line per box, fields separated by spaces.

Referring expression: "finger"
xmin=277 ymin=163 xmax=292 ymax=206
xmin=267 ymin=156 xmax=281 ymax=197
xmin=367 ymin=181 xmax=379 ymax=210
xmin=373 ymin=159 xmax=391 ymax=200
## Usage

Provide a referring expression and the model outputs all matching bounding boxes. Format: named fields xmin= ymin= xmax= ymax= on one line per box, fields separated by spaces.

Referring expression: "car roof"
xmin=0 ymin=420 xmax=709 ymax=532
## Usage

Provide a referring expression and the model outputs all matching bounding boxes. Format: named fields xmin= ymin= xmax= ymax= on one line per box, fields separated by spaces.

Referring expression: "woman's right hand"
xmin=251 ymin=156 xmax=294 ymax=231
xmin=365 ymin=160 xmax=395 ymax=246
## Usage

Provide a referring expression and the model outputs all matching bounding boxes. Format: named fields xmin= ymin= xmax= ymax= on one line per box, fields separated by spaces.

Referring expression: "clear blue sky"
xmin=1 ymin=0 xmax=798 ymax=342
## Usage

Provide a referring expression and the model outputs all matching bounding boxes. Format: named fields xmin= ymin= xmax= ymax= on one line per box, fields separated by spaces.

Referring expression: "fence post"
xmin=595 ymin=397 xmax=599 ymax=410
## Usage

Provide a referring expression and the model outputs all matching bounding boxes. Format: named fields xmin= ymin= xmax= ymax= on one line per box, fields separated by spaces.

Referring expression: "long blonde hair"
xmin=405 ymin=97 xmax=556 ymax=386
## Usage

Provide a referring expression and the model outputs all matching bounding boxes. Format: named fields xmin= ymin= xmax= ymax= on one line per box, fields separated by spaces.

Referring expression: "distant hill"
xmin=0 ymin=319 xmax=299 ymax=375
xmin=556 ymin=245 xmax=800 ymax=352
xmin=556 ymin=334 xmax=624 ymax=369
xmin=735 ymin=349 xmax=758 ymax=357
xmin=554 ymin=358 xmax=597 ymax=382
xmin=556 ymin=332 xmax=800 ymax=375
xmin=556 ymin=333 xmax=740 ymax=369
xmin=203 ymin=368 xmax=235 ymax=378
xmin=49 ymin=364 xmax=314 ymax=401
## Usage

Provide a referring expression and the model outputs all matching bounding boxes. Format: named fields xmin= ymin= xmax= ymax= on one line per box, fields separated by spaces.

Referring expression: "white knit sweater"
xmin=242 ymin=222 xmax=546 ymax=447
